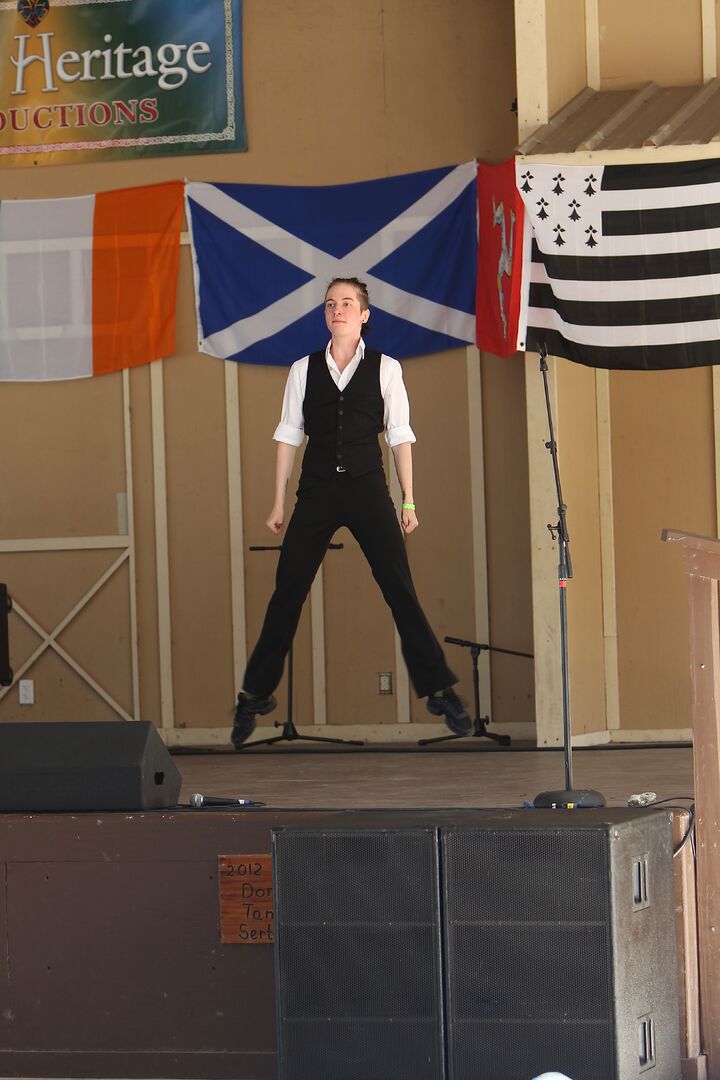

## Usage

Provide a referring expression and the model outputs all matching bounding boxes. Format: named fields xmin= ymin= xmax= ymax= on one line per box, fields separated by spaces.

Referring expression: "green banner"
xmin=0 ymin=0 xmax=245 ymax=165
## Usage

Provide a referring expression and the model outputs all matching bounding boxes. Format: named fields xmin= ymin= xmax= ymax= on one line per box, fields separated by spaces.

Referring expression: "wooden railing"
xmin=663 ymin=528 xmax=720 ymax=1079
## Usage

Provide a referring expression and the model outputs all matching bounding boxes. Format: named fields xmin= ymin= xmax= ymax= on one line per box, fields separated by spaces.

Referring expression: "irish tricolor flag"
xmin=0 ymin=181 xmax=184 ymax=381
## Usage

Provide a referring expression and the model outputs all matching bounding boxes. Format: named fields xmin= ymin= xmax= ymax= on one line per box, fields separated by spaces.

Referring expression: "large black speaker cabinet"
xmin=442 ymin=814 xmax=680 ymax=1080
xmin=273 ymin=811 xmax=680 ymax=1080
xmin=0 ymin=721 xmax=182 ymax=811
xmin=273 ymin=827 xmax=445 ymax=1080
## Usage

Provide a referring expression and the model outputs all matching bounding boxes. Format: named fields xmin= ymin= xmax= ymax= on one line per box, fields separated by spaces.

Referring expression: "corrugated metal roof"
xmin=517 ymin=80 xmax=720 ymax=155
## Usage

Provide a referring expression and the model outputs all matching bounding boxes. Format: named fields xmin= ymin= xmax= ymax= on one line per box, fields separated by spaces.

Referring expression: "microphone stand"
xmin=533 ymin=348 xmax=605 ymax=809
xmin=418 ymin=638 xmax=533 ymax=746
xmin=239 ymin=543 xmax=363 ymax=750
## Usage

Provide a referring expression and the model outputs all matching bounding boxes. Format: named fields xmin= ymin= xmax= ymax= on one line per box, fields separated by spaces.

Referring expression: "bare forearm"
xmin=274 ymin=441 xmax=297 ymax=505
xmin=267 ymin=441 xmax=297 ymax=534
xmin=391 ymin=441 xmax=418 ymax=534
xmin=391 ymin=441 xmax=414 ymax=502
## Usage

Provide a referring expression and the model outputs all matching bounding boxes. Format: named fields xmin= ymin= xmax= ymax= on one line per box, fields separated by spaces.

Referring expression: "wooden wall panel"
xmin=557 ymin=359 xmax=606 ymax=736
xmin=163 ymin=344 xmax=235 ymax=731
xmin=128 ymin=365 xmax=162 ymax=729
xmin=403 ymin=350 xmax=476 ymax=723
xmin=380 ymin=0 xmax=518 ymax=168
xmin=0 ymin=550 xmax=132 ymax=722
xmin=546 ymin=0 xmax=588 ymax=116
xmin=0 ymin=378 xmax=125 ymax=539
xmin=598 ymin=0 xmax=703 ymax=89
xmin=482 ymin=353 xmax=534 ymax=727
xmin=611 ymin=367 xmax=716 ymax=731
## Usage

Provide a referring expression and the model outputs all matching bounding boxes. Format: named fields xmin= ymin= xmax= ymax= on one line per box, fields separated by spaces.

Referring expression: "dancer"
xmin=232 ymin=277 xmax=471 ymax=746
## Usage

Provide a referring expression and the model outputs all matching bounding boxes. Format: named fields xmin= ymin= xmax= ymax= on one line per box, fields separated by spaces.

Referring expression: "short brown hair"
xmin=326 ymin=277 xmax=369 ymax=307
xmin=325 ymin=277 xmax=371 ymax=335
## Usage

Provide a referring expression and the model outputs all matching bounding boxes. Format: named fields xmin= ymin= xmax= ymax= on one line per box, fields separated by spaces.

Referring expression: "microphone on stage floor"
xmin=189 ymin=793 xmax=265 ymax=808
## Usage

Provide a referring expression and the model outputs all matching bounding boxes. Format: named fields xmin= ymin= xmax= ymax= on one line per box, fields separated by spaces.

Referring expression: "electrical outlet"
xmin=378 ymin=672 xmax=393 ymax=695
xmin=18 ymin=679 xmax=34 ymax=705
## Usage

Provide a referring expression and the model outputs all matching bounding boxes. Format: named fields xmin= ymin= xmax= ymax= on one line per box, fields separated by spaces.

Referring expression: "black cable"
xmin=648 ymin=797 xmax=695 ymax=857
xmin=673 ymin=806 xmax=695 ymax=858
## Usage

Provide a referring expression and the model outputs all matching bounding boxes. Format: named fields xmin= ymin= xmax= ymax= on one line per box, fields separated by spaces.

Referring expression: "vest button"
xmin=339 ymin=395 xmax=344 ymax=402
xmin=338 ymin=409 xmax=344 ymax=416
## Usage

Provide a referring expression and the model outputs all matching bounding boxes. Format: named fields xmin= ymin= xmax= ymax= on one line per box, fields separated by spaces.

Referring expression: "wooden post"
xmin=663 ymin=528 xmax=720 ymax=1077
xmin=673 ymin=810 xmax=707 ymax=1080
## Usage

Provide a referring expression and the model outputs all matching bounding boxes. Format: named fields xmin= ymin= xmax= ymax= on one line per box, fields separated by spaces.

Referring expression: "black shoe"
xmin=231 ymin=692 xmax=277 ymax=748
xmin=426 ymin=687 xmax=472 ymax=736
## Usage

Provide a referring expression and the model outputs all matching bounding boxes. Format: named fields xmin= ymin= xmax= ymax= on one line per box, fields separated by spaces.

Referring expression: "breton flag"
xmin=0 ymin=181 xmax=183 ymax=381
xmin=516 ymin=158 xmax=720 ymax=370
xmin=185 ymin=163 xmax=478 ymax=366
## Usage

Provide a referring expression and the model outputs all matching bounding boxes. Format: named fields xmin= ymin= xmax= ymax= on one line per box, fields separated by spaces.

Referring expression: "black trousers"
xmin=243 ymin=468 xmax=456 ymax=699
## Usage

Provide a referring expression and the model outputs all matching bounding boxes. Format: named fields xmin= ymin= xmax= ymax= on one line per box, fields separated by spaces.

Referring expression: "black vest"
xmin=301 ymin=348 xmax=384 ymax=479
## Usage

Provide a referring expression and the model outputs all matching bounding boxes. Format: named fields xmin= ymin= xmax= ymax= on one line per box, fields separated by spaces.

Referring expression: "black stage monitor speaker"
xmin=0 ymin=721 xmax=182 ymax=811
xmin=272 ymin=827 xmax=445 ymax=1080
xmin=442 ymin=813 xmax=680 ymax=1080
xmin=273 ymin=811 xmax=680 ymax=1080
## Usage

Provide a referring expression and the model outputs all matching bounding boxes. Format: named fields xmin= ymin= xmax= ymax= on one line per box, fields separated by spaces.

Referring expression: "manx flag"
xmin=186 ymin=163 xmax=477 ymax=366
xmin=517 ymin=158 xmax=720 ymax=370
xmin=476 ymin=160 xmax=525 ymax=358
xmin=0 ymin=181 xmax=183 ymax=380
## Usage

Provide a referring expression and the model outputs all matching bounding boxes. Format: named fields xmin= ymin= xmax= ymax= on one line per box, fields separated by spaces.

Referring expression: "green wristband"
xmin=402 ymin=502 xmax=416 ymax=511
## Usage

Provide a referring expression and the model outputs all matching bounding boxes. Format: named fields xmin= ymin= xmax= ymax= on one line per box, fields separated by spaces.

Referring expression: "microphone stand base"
xmin=533 ymin=788 xmax=606 ymax=809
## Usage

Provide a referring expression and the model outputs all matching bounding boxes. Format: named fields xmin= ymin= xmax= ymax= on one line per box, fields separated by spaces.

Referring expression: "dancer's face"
xmin=324 ymin=282 xmax=369 ymax=341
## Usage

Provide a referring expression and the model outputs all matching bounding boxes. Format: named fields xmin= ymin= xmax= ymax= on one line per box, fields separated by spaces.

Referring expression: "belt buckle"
xmin=336 ymin=465 xmax=346 ymax=473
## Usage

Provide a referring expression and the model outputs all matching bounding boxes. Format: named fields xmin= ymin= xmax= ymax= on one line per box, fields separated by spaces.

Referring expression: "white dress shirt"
xmin=273 ymin=339 xmax=416 ymax=449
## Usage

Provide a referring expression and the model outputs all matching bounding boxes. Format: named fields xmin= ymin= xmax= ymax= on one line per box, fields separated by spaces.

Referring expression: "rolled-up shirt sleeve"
xmin=273 ymin=356 xmax=309 ymax=445
xmin=380 ymin=354 xmax=416 ymax=447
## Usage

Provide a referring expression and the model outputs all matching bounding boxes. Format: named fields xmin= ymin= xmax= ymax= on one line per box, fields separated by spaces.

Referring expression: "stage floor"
xmin=173 ymin=744 xmax=694 ymax=810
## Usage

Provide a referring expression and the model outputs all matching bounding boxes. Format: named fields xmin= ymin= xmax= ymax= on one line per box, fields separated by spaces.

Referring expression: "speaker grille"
xmin=444 ymin=826 xmax=616 ymax=1080
xmin=273 ymin=815 xmax=679 ymax=1080
xmin=444 ymin=828 xmax=611 ymax=922
xmin=448 ymin=923 xmax=612 ymax=1021
xmin=274 ymin=829 xmax=439 ymax=921
xmin=281 ymin=1019 xmax=442 ymax=1080
xmin=450 ymin=1020 xmax=615 ymax=1080
xmin=280 ymin=925 xmax=440 ymax=1018
xmin=273 ymin=827 xmax=444 ymax=1080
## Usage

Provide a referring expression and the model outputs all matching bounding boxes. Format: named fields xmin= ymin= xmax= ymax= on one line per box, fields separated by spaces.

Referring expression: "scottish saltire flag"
xmin=186 ymin=163 xmax=477 ymax=366
xmin=516 ymin=158 xmax=720 ymax=370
